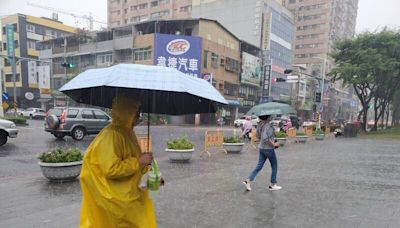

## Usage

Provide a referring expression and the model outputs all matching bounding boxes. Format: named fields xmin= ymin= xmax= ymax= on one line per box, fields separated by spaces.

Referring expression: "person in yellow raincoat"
xmin=80 ymin=95 xmax=156 ymax=228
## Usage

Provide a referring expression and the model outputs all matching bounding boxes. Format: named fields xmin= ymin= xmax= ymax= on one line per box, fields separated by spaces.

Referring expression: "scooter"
xmin=333 ymin=128 xmax=343 ymax=137
xmin=242 ymin=128 xmax=252 ymax=141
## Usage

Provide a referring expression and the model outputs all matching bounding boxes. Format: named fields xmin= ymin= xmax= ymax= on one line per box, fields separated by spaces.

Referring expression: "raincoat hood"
xmin=111 ymin=95 xmax=141 ymax=129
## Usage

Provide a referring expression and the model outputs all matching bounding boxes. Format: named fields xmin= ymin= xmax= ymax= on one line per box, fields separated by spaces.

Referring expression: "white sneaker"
xmin=268 ymin=184 xmax=282 ymax=191
xmin=243 ymin=180 xmax=252 ymax=191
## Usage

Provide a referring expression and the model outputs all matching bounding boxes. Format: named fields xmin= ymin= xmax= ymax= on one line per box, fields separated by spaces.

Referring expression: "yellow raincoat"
xmin=79 ymin=95 xmax=156 ymax=228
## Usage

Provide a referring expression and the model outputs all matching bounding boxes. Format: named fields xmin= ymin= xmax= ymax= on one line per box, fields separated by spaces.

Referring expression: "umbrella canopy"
xmin=246 ymin=102 xmax=296 ymax=116
xmin=59 ymin=64 xmax=227 ymax=115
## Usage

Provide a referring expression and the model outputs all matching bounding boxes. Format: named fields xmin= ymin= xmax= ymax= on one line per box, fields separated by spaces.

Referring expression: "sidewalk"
xmin=2 ymin=137 xmax=400 ymax=227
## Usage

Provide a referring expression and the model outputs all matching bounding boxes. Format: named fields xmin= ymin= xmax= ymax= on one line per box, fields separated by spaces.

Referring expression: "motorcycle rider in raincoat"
xmin=79 ymin=95 xmax=156 ymax=228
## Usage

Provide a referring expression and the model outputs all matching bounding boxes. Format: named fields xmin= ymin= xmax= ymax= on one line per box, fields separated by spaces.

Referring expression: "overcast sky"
xmin=0 ymin=0 xmax=399 ymax=33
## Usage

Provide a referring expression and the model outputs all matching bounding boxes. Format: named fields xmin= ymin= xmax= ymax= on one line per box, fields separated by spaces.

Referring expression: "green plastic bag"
xmin=147 ymin=159 xmax=161 ymax=191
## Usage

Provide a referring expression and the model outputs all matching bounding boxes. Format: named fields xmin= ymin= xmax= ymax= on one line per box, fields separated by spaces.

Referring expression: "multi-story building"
xmin=39 ymin=18 xmax=244 ymax=124
xmin=282 ymin=0 xmax=358 ymax=121
xmin=108 ymin=0 xmax=193 ymax=27
xmin=0 ymin=14 xmax=76 ymax=108
xmin=282 ymin=0 xmax=358 ymax=67
xmin=192 ymin=0 xmax=295 ymax=104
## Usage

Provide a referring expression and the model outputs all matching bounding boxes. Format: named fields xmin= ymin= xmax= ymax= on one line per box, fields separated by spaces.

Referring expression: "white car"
xmin=302 ymin=120 xmax=317 ymax=127
xmin=5 ymin=108 xmax=24 ymax=116
xmin=234 ymin=116 xmax=259 ymax=128
xmin=0 ymin=119 xmax=18 ymax=146
xmin=20 ymin=108 xmax=46 ymax=119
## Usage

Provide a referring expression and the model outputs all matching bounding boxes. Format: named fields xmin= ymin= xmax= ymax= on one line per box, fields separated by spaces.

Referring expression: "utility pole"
xmin=312 ymin=57 xmax=328 ymax=129
xmin=63 ymin=36 xmax=68 ymax=107
xmin=0 ymin=68 xmax=4 ymax=117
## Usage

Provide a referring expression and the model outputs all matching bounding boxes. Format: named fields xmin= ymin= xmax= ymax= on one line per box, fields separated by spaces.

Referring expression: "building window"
xmin=211 ymin=53 xmax=218 ymax=68
xmin=124 ymin=8 xmax=128 ymax=14
xmin=151 ymin=1 xmax=158 ymax=7
xmin=180 ymin=5 xmax=192 ymax=12
xmin=26 ymin=24 xmax=35 ymax=33
xmin=124 ymin=19 xmax=128 ymax=24
xmin=151 ymin=10 xmax=169 ymax=19
xmin=5 ymin=74 xmax=20 ymax=82
xmin=27 ymin=39 xmax=36 ymax=49
xmin=203 ymin=50 xmax=208 ymax=68
xmin=224 ymin=82 xmax=238 ymax=96
xmin=132 ymin=15 xmax=148 ymax=22
xmin=289 ymin=0 xmax=296 ymax=3
xmin=111 ymin=0 xmax=120 ymax=4
xmin=97 ymin=54 xmax=113 ymax=65
xmin=225 ymin=57 xmax=240 ymax=73
xmin=134 ymin=48 xmax=152 ymax=61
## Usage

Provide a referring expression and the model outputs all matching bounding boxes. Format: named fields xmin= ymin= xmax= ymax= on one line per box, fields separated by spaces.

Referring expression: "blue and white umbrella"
xmin=60 ymin=64 xmax=227 ymax=115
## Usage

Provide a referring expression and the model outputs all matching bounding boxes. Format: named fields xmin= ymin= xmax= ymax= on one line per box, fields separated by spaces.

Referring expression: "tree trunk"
xmin=380 ymin=106 xmax=385 ymax=129
xmin=386 ymin=105 xmax=390 ymax=128
xmin=372 ymin=99 xmax=379 ymax=131
xmin=362 ymin=108 xmax=368 ymax=132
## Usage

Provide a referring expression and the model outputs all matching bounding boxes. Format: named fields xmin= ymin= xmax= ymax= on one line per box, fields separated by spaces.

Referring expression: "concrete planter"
xmin=314 ymin=134 xmax=325 ymax=141
xmin=223 ymin=143 xmax=245 ymax=153
xmin=166 ymin=148 xmax=194 ymax=162
xmin=295 ymin=136 xmax=308 ymax=143
xmin=38 ymin=161 xmax=82 ymax=182
xmin=276 ymin=138 xmax=287 ymax=147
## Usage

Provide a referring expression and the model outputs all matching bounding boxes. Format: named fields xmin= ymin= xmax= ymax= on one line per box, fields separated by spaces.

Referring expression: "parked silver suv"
xmin=45 ymin=107 xmax=111 ymax=141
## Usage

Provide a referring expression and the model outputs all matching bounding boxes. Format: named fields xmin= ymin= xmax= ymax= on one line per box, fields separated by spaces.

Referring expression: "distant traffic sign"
xmin=2 ymin=92 xmax=9 ymax=101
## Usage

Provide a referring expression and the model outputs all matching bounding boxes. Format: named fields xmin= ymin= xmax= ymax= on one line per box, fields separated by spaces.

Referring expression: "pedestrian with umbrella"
xmin=79 ymin=95 xmax=157 ymax=227
xmin=242 ymin=111 xmax=282 ymax=191
xmin=59 ymin=64 xmax=227 ymax=227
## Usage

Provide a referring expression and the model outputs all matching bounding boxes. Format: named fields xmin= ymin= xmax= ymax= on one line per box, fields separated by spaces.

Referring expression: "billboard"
xmin=6 ymin=24 xmax=15 ymax=58
xmin=261 ymin=12 xmax=272 ymax=50
xmin=241 ymin=52 xmax=261 ymax=86
xmin=28 ymin=61 xmax=38 ymax=88
xmin=37 ymin=65 xmax=51 ymax=94
xmin=154 ymin=33 xmax=202 ymax=78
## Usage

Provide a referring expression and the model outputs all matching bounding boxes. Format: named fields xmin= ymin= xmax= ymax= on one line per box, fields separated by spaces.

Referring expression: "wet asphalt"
xmin=1 ymin=120 xmax=400 ymax=227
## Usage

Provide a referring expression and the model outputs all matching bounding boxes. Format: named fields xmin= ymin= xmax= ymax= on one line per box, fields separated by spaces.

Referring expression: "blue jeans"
xmin=248 ymin=149 xmax=278 ymax=184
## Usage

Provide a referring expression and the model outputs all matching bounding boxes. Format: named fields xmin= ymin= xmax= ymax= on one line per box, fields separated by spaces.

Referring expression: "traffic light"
xmin=315 ymin=92 xmax=321 ymax=103
xmin=284 ymin=69 xmax=293 ymax=74
xmin=61 ymin=62 xmax=75 ymax=68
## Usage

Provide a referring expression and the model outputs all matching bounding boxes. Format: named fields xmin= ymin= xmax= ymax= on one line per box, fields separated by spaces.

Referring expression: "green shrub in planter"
xmin=3 ymin=116 xmax=27 ymax=125
xmin=167 ymin=137 xmax=194 ymax=150
xmin=313 ymin=129 xmax=325 ymax=135
xmin=38 ymin=148 xmax=83 ymax=163
xmin=313 ymin=125 xmax=327 ymax=132
xmin=223 ymin=136 xmax=243 ymax=143
xmin=275 ymin=131 xmax=287 ymax=138
xmin=296 ymin=132 xmax=307 ymax=136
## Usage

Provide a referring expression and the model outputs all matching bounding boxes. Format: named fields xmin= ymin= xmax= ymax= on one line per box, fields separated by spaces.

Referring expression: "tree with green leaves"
xmin=330 ymin=29 xmax=400 ymax=131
